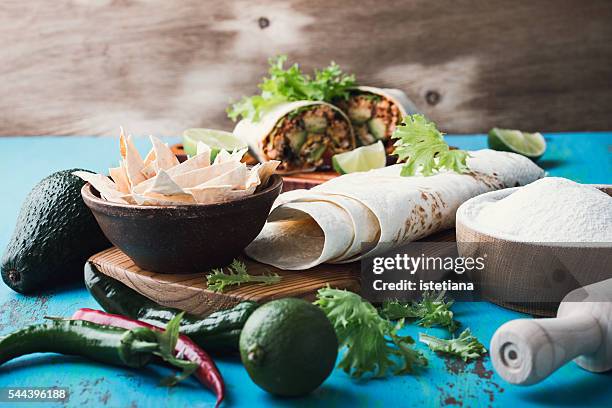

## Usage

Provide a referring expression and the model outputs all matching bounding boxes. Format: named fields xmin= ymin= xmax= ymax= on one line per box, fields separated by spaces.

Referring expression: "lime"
xmin=332 ymin=141 xmax=386 ymax=174
xmin=239 ymin=298 xmax=338 ymax=397
xmin=182 ymin=128 xmax=247 ymax=160
xmin=488 ymin=128 xmax=546 ymax=160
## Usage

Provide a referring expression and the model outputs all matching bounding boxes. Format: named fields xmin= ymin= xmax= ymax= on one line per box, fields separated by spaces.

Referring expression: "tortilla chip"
xmin=166 ymin=151 xmax=213 ymax=177
xmin=141 ymin=161 xmax=157 ymax=179
xmin=119 ymin=127 xmax=127 ymax=159
xmin=109 ymin=163 xmax=130 ymax=194
xmin=73 ymin=171 xmax=127 ymax=204
xmin=172 ymin=160 xmax=242 ymax=189
xmin=196 ymin=142 xmax=212 ymax=160
xmin=150 ymin=136 xmax=179 ymax=172
xmin=198 ymin=164 xmax=248 ymax=189
xmin=124 ymin=135 xmax=146 ymax=187
xmin=186 ymin=185 xmax=235 ymax=204
xmin=145 ymin=169 xmax=186 ymax=195
xmin=132 ymin=192 xmax=196 ymax=206
xmin=143 ymin=148 xmax=156 ymax=166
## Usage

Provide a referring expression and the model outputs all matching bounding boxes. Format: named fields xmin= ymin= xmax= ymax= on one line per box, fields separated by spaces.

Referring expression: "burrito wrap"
xmin=233 ymin=101 xmax=355 ymax=174
xmin=245 ymin=150 xmax=545 ymax=269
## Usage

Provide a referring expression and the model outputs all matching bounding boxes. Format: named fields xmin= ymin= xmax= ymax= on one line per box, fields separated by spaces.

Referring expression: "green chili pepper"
xmin=84 ymin=262 xmax=258 ymax=352
xmin=0 ymin=317 xmax=197 ymax=385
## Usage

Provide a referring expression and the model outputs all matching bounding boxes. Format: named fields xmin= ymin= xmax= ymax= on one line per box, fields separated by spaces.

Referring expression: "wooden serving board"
xmin=90 ymin=247 xmax=360 ymax=316
xmin=91 ymin=230 xmax=456 ymax=316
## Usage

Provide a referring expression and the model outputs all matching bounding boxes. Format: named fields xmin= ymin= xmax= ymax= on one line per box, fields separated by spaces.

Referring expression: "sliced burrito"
xmin=245 ymin=150 xmax=545 ymax=270
xmin=333 ymin=86 xmax=418 ymax=152
xmin=234 ymin=101 xmax=355 ymax=174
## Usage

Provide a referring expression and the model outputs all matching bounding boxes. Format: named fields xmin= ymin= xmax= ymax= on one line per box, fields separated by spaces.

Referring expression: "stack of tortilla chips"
xmin=75 ymin=129 xmax=279 ymax=205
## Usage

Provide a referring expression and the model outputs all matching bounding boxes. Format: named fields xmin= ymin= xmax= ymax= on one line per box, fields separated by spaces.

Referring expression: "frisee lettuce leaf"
xmin=314 ymin=287 xmax=427 ymax=379
xmin=227 ymin=55 xmax=356 ymax=122
xmin=205 ymin=259 xmax=280 ymax=293
xmin=392 ymin=114 xmax=470 ymax=176
xmin=380 ymin=291 xmax=460 ymax=333
xmin=419 ymin=329 xmax=487 ymax=362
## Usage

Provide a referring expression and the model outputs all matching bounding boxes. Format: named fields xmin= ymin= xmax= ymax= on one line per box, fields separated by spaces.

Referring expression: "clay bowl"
xmin=81 ymin=175 xmax=282 ymax=274
xmin=456 ymin=185 xmax=612 ymax=316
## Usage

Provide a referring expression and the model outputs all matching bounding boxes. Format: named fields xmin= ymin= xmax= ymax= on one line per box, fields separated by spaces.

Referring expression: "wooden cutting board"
xmin=90 ymin=230 xmax=456 ymax=316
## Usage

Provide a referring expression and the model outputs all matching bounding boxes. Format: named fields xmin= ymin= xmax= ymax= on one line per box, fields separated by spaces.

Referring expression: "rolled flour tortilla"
xmin=333 ymin=86 xmax=418 ymax=150
xmin=233 ymin=101 xmax=355 ymax=174
xmin=245 ymin=149 xmax=545 ymax=270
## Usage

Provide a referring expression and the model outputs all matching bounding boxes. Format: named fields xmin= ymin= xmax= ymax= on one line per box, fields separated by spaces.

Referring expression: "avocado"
xmin=367 ymin=117 xmax=387 ymax=140
xmin=285 ymin=130 xmax=307 ymax=153
xmin=302 ymin=114 xmax=328 ymax=133
xmin=1 ymin=169 xmax=111 ymax=294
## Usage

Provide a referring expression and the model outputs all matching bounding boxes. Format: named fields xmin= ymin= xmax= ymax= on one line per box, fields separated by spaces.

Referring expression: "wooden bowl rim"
xmin=456 ymin=183 xmax=612 ymax=248
xmin=81 ymin=173 xmax=283 ymax=211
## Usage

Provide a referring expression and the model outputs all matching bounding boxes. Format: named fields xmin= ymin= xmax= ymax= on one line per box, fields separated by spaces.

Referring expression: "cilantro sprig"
xmin=205 ymin=260 xmax=280 ymax=293
xmin=380 ymin=291 xmax=460 ymax=333
xmin=392 ymin=114 xmax=470 ymax=176
xmin=227 ymin=55 xmax=356 ymax=122
xmin=419 ymin=329 xmax=487 ymax=362
xmin=314 ymin=287 xmax=427 ymax=379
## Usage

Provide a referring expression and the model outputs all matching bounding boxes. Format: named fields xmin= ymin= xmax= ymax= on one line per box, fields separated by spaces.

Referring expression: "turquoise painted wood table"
xmin=0 ymin=133 xmax=610 ymax=408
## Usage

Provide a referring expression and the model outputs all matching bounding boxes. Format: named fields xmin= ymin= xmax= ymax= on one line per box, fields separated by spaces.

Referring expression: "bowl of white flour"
xmin=456 ymin=177 xmax=612 ymax=316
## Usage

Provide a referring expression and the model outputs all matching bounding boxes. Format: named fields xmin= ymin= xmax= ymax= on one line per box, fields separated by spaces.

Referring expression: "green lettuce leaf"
xmin=314 ymin=287 xmax=427 ymax=379
xmin=392 ymin=114 xmax=470 ymax=176
xmin=227 ymin=55 xmax=355 ymax=122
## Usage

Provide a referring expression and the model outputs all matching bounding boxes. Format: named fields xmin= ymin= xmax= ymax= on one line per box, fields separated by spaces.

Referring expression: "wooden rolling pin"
xmin=490 ymin=278 xmax=612 ymax=385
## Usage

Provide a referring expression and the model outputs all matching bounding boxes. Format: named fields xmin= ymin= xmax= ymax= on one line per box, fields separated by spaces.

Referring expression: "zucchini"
xmin=84 ymin=262 xmax=258 ymax=352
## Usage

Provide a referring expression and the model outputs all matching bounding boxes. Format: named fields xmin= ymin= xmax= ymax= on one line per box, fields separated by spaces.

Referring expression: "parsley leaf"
xmin=205 ymin=260 xmax=280 ymax=293
xmin=314 ymin=287 xmax=427 ymax=379
xmin=227 ymin=55 xmax=355 ymax=122
xmin=419 ymin=329 xmax=487 ymax=362
xmin=392 ymin=114 xmax=470 ymax=176
xmin=380 ymin=291 xmax=460 ymax=333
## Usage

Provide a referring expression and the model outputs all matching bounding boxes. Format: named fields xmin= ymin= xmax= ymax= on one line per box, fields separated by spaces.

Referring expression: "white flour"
xmin=476 ymin=177 xmax=612 ymax=242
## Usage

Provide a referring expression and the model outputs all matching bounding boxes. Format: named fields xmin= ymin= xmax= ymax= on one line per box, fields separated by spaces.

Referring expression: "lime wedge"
xmin=183 ymin=128 xmax=247 ymax=159
xmin=332 ymin=141 xmax=386 ymax=174
xmin=488 ymin=128 xmax=546 ymax=159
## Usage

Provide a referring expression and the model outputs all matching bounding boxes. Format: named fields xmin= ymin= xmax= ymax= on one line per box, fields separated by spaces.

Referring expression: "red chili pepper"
xmin=72 ymin=308 xmax=224 ymax=407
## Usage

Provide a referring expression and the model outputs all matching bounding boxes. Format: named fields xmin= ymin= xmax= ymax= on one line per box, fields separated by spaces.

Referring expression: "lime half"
xmin=332 ymin=141 xmax=386 ymax=174
xmin=488 ymin=128 xmax=546 ymax=159
xmin=183 ymin=128 xmax=247 ymax=159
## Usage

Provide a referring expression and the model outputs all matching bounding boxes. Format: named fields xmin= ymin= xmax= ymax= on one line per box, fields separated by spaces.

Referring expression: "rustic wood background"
xmin=1 ymin=0 xmax=611 ymax=136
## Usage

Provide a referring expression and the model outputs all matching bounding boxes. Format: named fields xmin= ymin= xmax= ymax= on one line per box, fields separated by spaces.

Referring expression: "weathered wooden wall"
xmin=1 ymin=0 xmax=611 ymax=136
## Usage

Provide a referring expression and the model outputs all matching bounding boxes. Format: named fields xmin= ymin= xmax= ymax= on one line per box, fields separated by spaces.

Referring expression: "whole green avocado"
xmin=1 ymin=169 xmax=111 ymax=294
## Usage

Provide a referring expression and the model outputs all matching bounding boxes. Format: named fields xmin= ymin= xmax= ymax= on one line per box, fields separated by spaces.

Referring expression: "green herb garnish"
xmin=154 ymin=312 xmax=198 ymax=386
xmin=227 ymin=55 xmax=356 ymax=122
xmin=381 ymin=291 xmax=460 ymax=333
xmin=314 ymin=287 xmax=427 ymax=379
xmin=419 ymin=329 xmax=486 ymax=362
xmin=205 ymin=259 xmax=280 ymax=293
xmin=392 ymin=114 xmax=470 ymax=176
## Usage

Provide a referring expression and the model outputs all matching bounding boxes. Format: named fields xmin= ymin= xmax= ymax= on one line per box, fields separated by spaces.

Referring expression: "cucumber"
xmin=84 ymin=262 xmax=258 ymax=352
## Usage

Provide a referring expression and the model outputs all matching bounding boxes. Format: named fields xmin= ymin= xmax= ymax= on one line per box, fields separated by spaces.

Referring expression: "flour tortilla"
xmin=245 ymin=149 xmax=545 ymax=269
xmin=353 ymin=86 xmax=419 ymax=117
xmin=233 ymin=100 xmax=354 ymax=172
xmin=246 ymin=201 xmax=355 ymax=270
